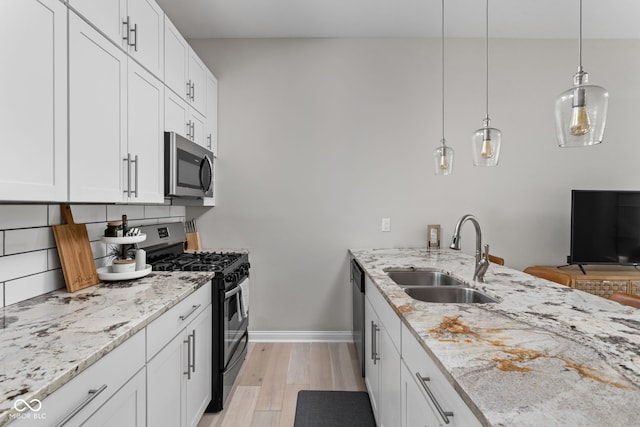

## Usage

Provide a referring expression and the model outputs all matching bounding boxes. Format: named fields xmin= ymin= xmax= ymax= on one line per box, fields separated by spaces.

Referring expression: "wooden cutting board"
xmin=53 ymin=204 xmax=99 ymax=292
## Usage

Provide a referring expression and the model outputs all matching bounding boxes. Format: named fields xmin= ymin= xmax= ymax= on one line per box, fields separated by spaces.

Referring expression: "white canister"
xmin=135 ymin=249 xmax=146 ymax=271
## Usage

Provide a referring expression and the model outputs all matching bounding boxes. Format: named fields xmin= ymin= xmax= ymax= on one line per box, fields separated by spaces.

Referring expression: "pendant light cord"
xmin=441 ymin=0 xmax=445 ymax=144
xmin=485 ymin=0 xmax=489 ymax=119
xmin=578 ymin=0 xmax=583 ymax=70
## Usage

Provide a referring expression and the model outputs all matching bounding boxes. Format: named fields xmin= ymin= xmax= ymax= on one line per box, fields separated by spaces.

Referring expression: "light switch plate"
xmin=381 ymin=218 xmax=391 ymax=232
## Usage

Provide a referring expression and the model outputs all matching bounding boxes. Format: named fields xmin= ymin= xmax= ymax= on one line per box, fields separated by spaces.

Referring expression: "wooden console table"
xmin=537 ymin=265 xmax=640 ymax=299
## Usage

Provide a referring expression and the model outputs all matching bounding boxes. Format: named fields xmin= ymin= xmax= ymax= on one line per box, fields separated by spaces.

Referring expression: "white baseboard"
xmin=249 ymin=330 xmax=354 ymax=343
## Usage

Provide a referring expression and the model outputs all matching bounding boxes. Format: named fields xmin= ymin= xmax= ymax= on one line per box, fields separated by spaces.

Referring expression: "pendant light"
xmin=554 ymin=0 xmax=608 ymax=147
xmin=471 ymin=0 xmax=501 ymax=167
xmin=433 ymin=0 xmax=454 ymax=175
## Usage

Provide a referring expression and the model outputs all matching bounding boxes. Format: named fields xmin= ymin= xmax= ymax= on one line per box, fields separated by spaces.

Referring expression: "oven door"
xmin=223 ymin=277 xmax=249 ymax=367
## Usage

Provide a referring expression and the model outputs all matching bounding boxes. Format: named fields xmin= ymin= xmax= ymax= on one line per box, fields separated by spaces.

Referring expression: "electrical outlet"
xmin=381 ymin=218 xmax=391 ymax=232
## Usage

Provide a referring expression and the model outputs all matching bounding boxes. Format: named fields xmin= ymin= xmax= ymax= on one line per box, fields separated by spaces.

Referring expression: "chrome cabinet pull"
xmin=186 ymin=80 xmax=192 ymax=100
xmin=190 ymin=82 xmax=195 ymax=101
xmin=415 ymin=373 xmax=453 ymax=424
xmin=132 ymin=155 xmax=138 ymax=197
xmin=55 ymin=384 xmax=107 ymax=427
xmin=123 ymin=154 xmax=131 ymax=196
xmin=207 ymin=134 xmax=212 ymax=149
xmin=179 ymin=304 xmax=201 ymax=321
xmin=130 ymin=23 xmax=138 ymax=51
xmin=122 ymin=16 xmax=130 ymax=45
xmin=190 ymin=122 xmax=195 ymax=140
xmin=370 ymin=321 xmax=380 ymax=364
xmin=190 ymin=330 xmax=196 ymax=373
xmin=184 ymin=334 xmax=192 ymax=379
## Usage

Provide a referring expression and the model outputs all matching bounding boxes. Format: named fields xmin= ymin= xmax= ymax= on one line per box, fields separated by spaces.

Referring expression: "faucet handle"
xmin=483 ymin=244 xmax=490 ymax=258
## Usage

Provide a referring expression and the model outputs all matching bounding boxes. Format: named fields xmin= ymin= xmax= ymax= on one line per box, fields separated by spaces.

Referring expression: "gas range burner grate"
xmin=148 ymin=252 xmax=244 ymax=272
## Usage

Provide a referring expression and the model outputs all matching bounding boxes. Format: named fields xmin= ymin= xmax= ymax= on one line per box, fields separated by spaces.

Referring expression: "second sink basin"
xmin=386 ymin=269 xmax=465 ymax=287
xmin=404 ymin=286 xmax=498 ymax=304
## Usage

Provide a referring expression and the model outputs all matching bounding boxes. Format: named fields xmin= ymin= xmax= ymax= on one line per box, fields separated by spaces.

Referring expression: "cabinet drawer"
xmin=11 ymin=330 xmax=145 ymax=426
xmin=146 ymin=283 xmax=211 ymax=360
xmin=365 ymin=276 xmax=401 ymax=352
xmin=401 ymin=324 xmax=481 ymax=427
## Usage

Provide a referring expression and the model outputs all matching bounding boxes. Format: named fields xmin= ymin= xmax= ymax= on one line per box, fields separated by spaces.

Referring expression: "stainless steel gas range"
xmin=139 ymin=222 xmax=250 ymax=412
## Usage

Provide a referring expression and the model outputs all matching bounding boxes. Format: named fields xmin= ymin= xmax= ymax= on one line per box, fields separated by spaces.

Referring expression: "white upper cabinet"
xmin=69 ymin=0 xmax=164 ymax=79
xmin=69 ymin=12 xmax=128 ymax=203
xmin=68 ymin=0 xmax=126 ymax=45
xmin=127 ymin=60 xmax=164 ymax=203
xmin=0 ymin=0 xmax=67 ymax=201
xmin=205 ymin=71 xmax=218 ymax=156
xmin=164 ymin=15 xmax=207 ymax=115
xmin=164 ymin=16 xmax=190 ymax=101
xmin=188 ymin=51 xmax=207 ymax=114
xmin=126 ymin=0 xmax=164 ymax=79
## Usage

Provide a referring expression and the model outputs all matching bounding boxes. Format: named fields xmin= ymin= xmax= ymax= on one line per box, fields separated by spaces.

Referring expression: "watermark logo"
xmin=10 ymin=398 xmax=46 ymax=421
xmin=14 ymin=398 xmax=42 ymax=413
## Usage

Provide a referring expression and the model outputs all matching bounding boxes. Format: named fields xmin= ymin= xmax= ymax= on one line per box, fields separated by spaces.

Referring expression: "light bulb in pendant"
xmin=433 ymin=140 xmax=453 ymax=175
xmin=439 ymin=153 xmax=448 ymax=170
xmin=569 ymin=88 xmax=590 ymax=136
xmin=480 ymin=128 xmax=493 ymax=159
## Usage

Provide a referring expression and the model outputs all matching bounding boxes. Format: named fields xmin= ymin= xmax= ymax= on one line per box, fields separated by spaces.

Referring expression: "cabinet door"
xmin=68 ymin=0 xmax=126 ymax=45
xmin=165 ymin=89 xmax=190 ymax=137
xmin=205 ymin=71 xmax=218 ymax=155
xmin=379 ymin=324 xmax=401 ymax=427
xmin=188 ymin=50 xmax=207 ymax=114
xmin=147 ymin=332 xmax=184 ymax=427
xmin=189 ymin=109 xmax=207 ymax=148
xmin=0 ymin=0 xmax=67 ymax=201
xmin=69 ymin=12 xmax=127 ymax=203
xmin=127 ymin=60 xmax=164 ymax=203
xmin=401 ymin=361 xmax=440 ymax=427
xmin=164 ymin=16 xmax=189 ymax=100
xmin=364 ymin=297 xmax=380 ymax=419
xmin=126 ymin=0 xmax=164 ymax=78
xmin=82 ymin=368 xmax=146 ymax=427
xmin=185 ymin=305 xmax=212 ymax=427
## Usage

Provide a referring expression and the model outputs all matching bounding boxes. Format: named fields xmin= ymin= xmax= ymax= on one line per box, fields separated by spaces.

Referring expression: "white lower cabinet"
xmin=11 ymin=331 xmax=146 ymax=427
xmin=364 ymin=277 xmax=401 ymax=427
xmin=147 ymin=285 xmax=212 ymax=427
xmin=401 ymin=324 xmax=482 ymax=427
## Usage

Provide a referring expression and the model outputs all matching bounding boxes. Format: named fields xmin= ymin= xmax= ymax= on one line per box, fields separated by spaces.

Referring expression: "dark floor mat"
xmin=293 ymin=390 xmax=376 ymax=427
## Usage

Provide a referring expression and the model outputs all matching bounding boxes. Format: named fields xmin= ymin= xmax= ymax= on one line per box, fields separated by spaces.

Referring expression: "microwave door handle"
xmin=200 ymin=156 xmax=213 ymax=193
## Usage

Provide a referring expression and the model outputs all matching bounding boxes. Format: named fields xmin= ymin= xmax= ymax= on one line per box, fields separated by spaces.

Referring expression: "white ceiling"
xmin=156 ymin=0 xmax=640 ymax=40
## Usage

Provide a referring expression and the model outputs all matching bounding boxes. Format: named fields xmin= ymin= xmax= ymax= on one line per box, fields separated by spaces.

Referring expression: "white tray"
xmin=97 ymin=264 xmax=152 ymax=281
xmin=100 ymin=234 xmax=147 ymax=245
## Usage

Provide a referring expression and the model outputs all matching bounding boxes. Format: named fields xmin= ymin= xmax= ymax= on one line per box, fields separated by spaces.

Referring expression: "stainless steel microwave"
xmin=165 ymin=132 xmax=214 ymax=198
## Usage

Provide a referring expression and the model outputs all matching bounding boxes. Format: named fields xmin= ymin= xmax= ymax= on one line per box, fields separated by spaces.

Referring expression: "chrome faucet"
xmin=450 ymin=214 xmax=490 ymax=282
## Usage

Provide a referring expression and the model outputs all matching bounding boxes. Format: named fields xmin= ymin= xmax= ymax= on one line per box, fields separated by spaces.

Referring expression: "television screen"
xmin=571 ymin=190 xmax=640 ymax=265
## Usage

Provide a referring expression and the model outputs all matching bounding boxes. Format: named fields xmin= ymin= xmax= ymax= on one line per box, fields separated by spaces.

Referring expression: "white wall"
xmin=188 ymin=38 xmax=640 ymax=333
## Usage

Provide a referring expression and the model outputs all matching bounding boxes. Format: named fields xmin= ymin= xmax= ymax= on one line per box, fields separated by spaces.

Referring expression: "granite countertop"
xmin=0 ymin=271 xmax=214 ymax=426
xmin=350 ymin=248 xmax=640 ymax=427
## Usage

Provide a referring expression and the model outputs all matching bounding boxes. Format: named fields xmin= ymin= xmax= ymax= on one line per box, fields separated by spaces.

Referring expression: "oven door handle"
xmin=225 ymin=285 xmax=244 ymax=321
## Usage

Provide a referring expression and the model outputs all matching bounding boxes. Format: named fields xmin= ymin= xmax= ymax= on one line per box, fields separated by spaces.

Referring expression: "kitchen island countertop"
xmin=0 ymin=271 xmax=214 ymax=426
xmin=350 ymin=248 xmax=640 ymax=427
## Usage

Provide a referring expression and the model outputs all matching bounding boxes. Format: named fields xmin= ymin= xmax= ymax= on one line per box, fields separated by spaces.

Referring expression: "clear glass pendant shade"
xmin=554 ymin=70 xmax=608 ymax=147
xmin=471 ymin=118 xmax=501 ymax=167
xmin=434 ymin=140 xmax=454 ymax=175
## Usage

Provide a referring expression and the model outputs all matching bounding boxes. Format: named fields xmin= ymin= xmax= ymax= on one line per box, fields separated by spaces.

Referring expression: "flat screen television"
xmin=570 ymin=190 xmax=640 ymax=266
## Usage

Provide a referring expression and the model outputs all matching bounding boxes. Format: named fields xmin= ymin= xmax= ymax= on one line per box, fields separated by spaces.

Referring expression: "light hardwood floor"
xmin=198 ymin=342 xmax=366 ymax=427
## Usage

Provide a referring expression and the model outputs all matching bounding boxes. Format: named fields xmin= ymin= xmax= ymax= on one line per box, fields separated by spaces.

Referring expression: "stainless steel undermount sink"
xmin=404 ymin=286 xmax=498 ymax=304
xmin=386 ymin=269 xmax=465 ymax=288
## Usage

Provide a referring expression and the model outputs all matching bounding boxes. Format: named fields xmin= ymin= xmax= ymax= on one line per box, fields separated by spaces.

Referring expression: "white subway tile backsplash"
xmin=5 ymin=227 xmax=55 ymax=255
xmin=5 ymin=270 xmax=65 ymax=306
xmin=0 ymin=205 xmax=48 ymax=229
xmin=170 ymin=206 xmax=186 ymax=217
xmin=106 ymin=205 xmax=145 ymax=221
xmin=0 ymin=251 xmax=48 ymax=282
xmin=47 ymin=248 xmax=61 ymax=270
xmin=0 ymin=203 xmax=195 ymax=307
xmin=145 ymin=205 xmax=172 ymax=218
